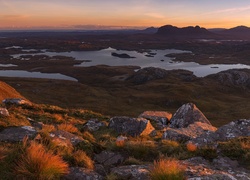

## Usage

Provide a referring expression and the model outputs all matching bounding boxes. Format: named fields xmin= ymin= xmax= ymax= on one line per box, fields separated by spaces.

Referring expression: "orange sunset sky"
xmin=1 ymin=0 xmax=250 ymax=30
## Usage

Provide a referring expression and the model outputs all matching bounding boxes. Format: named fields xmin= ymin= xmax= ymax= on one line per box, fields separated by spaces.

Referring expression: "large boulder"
xmin=163 ymin=122 xmax=217 ymax=142
xmin=139 ymin=111 xmax=172 ymax=129
xmin=110 ymin=165 xmax=150 ymax=180
xmin=95 ymin=150 xmax=128 ymax=166
xmin=0 ymin=108 xmax=9 ymax=117
xmin=0 ymin=126 xmax=37 ymax=142
xmin=170 ymin=103 xmax=211 ymax=128
xmin=62 ymin=167 xmax=103 ymax=180
xmin=109 ymin=116 xmax=155 ymax=137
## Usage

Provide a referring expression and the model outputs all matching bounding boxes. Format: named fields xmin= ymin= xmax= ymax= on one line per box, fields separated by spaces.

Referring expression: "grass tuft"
xmin=72 ymin=150 xmax=94 ymax=169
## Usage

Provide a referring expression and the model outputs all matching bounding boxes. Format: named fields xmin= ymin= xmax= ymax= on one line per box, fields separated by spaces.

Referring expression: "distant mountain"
xmin=156 ymin=25 xmax=213 ymax=37
xmin=223 ymin=26 xmax=250 ymax=34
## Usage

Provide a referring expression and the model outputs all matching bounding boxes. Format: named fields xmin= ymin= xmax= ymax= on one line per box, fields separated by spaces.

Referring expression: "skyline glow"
xmin=1 ymin=0 xmax=250 ymax=30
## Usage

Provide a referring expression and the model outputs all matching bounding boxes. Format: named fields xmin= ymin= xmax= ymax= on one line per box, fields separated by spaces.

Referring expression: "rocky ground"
xmin=0 ymin=83 xmax=249 ymax=179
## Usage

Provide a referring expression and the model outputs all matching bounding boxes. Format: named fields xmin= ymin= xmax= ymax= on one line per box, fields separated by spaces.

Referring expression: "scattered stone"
xmin=0 ymin=126 xmax=37 ymax=142
xmin=110 ymin=165 xmax=150 ymax=180
xmin=27 ymin=117 xmax=43 ymax=130
xmin=116 ymin=135 xmax=128 ymax=147
xmin=95 ymin=150 xmax=128 ymax=166
xmin=0 ymin=108 xmax=9 ymax=116
xmin=84 ymin=119 xmax=106 ymax=132
xmin=2 ymin=98 xmax=30 ymax=105
xmin=170 ymin=103 xmax=211 ymax=128
xmin=50 ymin=130 xmax=83 ymax=146
xmin=163 ymin=122 xmax=217 ymax=142
xmin=139 ymin=111 xmax=172 ymax=129
xmin=63 ymin=167 xmax=103 ymax=180
xmin=109 ymin=116 xmax=155 ymax=137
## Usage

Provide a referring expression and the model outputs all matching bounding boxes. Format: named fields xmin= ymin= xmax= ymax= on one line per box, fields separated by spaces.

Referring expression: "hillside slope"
xmin=0 ymin=81 xmax=25 ymax=101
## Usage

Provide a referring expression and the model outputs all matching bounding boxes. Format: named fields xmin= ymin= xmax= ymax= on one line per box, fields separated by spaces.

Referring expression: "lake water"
xmin=10 ymin=47 xmax=250 ymax=77
xmin=0 ymin=70 xmax=77 ymax=81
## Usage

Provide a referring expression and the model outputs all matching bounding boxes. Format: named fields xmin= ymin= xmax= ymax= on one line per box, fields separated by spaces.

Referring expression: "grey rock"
xmin=110 ymin=165 xmax=150 ymax=180
xmin=139 ymin=111 xmax=172 ymax=129
xmin=2 ymin=98 xmax=30 ymax=105
xmin=50 ymin=130 xmax=83 ymax=146
xmin=109 ymin=116 xmax=155 ymax=137
xmin=95 ymin=150 xmax=127 ymax=166
xmin=163 ymin=122 xmax=217 ymax=142
xmin=0 ymin=108 xmax=9 ymax=116
xmin=170 ymin=103 xmax=211 ymax=128
xmin=63 ymin=167 xmax=103 ymax=180
xmin=84 ymin=119 xmax=106 ymax=132
xmin=0 ymin=126 xmax=37 ymax=142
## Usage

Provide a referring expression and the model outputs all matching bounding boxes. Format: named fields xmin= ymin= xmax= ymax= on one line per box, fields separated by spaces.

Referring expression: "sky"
xmin=1 ymin=0 xmax=250 ymax=30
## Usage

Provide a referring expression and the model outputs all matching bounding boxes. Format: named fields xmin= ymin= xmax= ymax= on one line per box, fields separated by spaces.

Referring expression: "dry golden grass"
xmin=150 ymin=158 xmax=185 ymax=180
xmin=73 ymin=150 xmax=94 ymax=169
xmin=52 ymin=114 xmax=64 ymax=123
xmin=0 ymin=146 xmax=8 ymax=160
xmin=15 ymin=141 xmax=69 ymax=180
xmin=57 ymin=123 xmax=79 ymax=133
xmin=40 ymin=124 xmax=56 ymax=133
xmin=186 ymin=142 xmax=197 ymax=152
xmin=241 ymin=141 xmax=250 ymax=150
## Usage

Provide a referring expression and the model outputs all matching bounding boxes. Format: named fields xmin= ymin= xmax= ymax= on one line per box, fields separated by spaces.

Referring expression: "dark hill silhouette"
xmin=216 ymin=25 xmax=250 ymax=39
xmin=156 ymin=25 xmax=214 ymax=38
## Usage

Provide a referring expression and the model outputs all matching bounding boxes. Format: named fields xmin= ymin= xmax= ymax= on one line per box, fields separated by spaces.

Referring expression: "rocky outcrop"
xmin=0 ymin=126 xmax=37 ymax=142
xmin=170 ymin=103 xmax=211 ymax=128
xmin=126 ymin=67 xmax=168 ymax=84
xmin=111 ymin=52 xmax=135 ymax=59
xmin=83 ymin=119 xmax=106 ymax=132
xmin=208 ymin=69 xmax=250 ymax=87
xmin=163 ymin=122 xmax=217 ymax=142
xmin=95 ymin=150 xmax=128 ymax=166
xmin=0 ymin=108 xmax=9 ymax=117
xmin=63 ymin=167 xmax=103 ymax=180
xmin=109 ymin=116 xmax=155 ymax=137
xmin=139 ymin=111 xmax=172 ymax=129
xmin=110 ymin=165 xmax=150 ymax=180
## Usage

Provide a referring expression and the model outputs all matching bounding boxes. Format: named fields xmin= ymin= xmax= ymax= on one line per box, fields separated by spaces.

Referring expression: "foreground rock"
xmin=2 ymin=98 xmax=30 ymax=106
xmin=83 ymin=119 xmax=106 ymax=132
xmin=110 ymin=165 xmax=150 ymax=180
xmin=0 ymin=108 xmax=9 ymax=117
xmin=50 ymin=130 xmax=83 ymax=146
xmin=0 ymin=126 xmax=37 ymax=142
xmin=95 ymin=150 xmax=128 ymax=167
xmin=170 ymin=103 xmax=211 ymax=128
xmin=163 ymin=122 xmax=217 ymax=141
xmin=139 ymin=111 xmax=172 ymax=129
xmin=189 ymin=119 xmax=250 ymax=147
xmin=109 ymin=116 xmax=155 ymax=137
xmin=63 ymin=167 xmax=103 ymax=180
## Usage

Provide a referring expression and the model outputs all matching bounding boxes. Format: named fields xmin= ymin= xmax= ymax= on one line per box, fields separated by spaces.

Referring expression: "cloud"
xmin=145 ymin=13 xmax=165 ymax=19
xmin=204 ymin=6 xmax=250 ymax=15
xmin=3 ymin=14 xmax=29 ymax=19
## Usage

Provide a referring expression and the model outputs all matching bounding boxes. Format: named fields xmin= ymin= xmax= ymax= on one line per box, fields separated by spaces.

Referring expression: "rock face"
xmin=139 ymin=111 xmax=172 ymax=129
xmin=109 ymin=116 xmax=155 ymax=137
xmin=0 ymin=108 xmax=9 ymax=116
xmin=0 ymin=126 xmax=37 ymax=142
xmin=170 ymin=103 xmax=211 ymax=128
xmin=95 ymin=150 xmax=127 ymax=166
xmin=84 ymin=119 xmax=106 ymax=132
xmin=63 ymin=167 xmax=103 ymax=180
xmin=127 ymin=67 xmax=168 ymax=84
xmin=110 ymin=165 xmax=150 ymax=180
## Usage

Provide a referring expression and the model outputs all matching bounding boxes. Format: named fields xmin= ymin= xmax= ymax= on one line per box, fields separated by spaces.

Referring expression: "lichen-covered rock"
xmin=0 ymin=126 xmax=37 ymax=142
xmin=163 ymin=122 xmax=217 ymax=142
xmin=170 ymin=103 xmax=211 ymax=128
xmin=0 ymin=108 xmax=9 ymax=116
xmin=50 ymin=130 xmax=83 ymax=146
xmin=109 ymin=116 xmax=155 ymax=137
xmin=215 ymin=119 xmax=250 ymax=141
xmin=139 ymin=111 xmax=172 ymax=129
xmin=84 ymin=119 xmax=106 ymax=132
xmin=95 ymin=150 xmax=128 ymax=166
xmin=62 ymin=167 xmax=103 ymax=180
xmin=110 ymin=165 xmax=150 ymax=180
